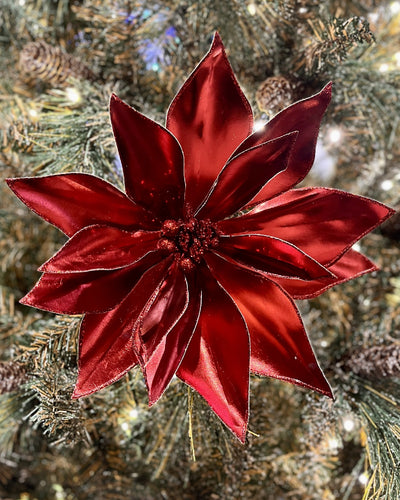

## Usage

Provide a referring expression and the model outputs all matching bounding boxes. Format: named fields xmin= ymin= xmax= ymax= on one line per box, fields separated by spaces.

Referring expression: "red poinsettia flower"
xmin=7 ymin=34 xmax=393 ymax=442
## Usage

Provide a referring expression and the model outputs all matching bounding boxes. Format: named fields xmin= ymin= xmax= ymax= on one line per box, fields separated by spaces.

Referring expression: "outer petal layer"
xmin=166 ymin=32 xmax=253 ymax=213
xmin=40 ymin=225 xmax=160 ymax=273
xmin=177 ymin=268 xmax=250 ymax=442
xmin=231 ymin=83 xmax=332 ymax=205
xmin=135 ymin=263 xmax=189 ymax=364
xmin=21 ymin=252 xmax=164 ymax=314
xmin=110 ymin=95 xmax=185 ymax=219
xmin=218 ymin=234 xmax=331 ymax=279
xmin=73 ymin=258 xmax=172 ymax=398
xmin=218 ymin=187 xmax=395 ymax=265
xmin=272 ymin=249 xmax=377 ymax=299
xmin=6 ymin=174 xmax=157 ymax=237
xmin=144 ymin=276 xmax=202 ymax=405
xmin=205 ymin=253 xmax=332 ymax=397
xmin=197 ymin=132 xmax=297 ymax=221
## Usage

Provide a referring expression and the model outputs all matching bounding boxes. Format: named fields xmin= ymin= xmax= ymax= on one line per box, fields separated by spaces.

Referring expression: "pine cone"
xmin=19 ymin=40 xmax=96 ymax=86
xmin=256 ymin=76 xmax=294 ymax=116
xmin=346 ymin=344 xmax=400 ymax=379
xmin=0 ymin=361 xmax=28 ymax=394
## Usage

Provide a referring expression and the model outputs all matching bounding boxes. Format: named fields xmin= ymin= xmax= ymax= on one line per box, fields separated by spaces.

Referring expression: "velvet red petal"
xmin=20 ymin=252 xmax=164 ymax=314
xmin=196 ymin=132 xmax=297 ymax=221
xmin=272 ymin=249 xmax=377 ymax=299
xmin=218 ymin=187 xmax=395 ymax=266
xmin=72 ymin=258 xmax=173 ymax=398
xmin=39 ymin=225 xmax=160 ymax=273
xmin=205 ymin=253 xmax=332 ymax=397
xmin=110 ymin=95 xmax=185 ymax=219
xmin=135 ymin=262 xmax=189 ymax=365
xmin=143 ymin=277 xmax=202 ymax=405
xmin=218 ymin=234 xmax=332 ymax=280
xmin=177 ymin=268 xmax=250 ymax=442
xmin=6 ymin=174 xmax=157 ymax=237
xmin=231 ymin=83 xmax=332 ymax=205
xmin=166 ymin=32 xmax=253 ymax=214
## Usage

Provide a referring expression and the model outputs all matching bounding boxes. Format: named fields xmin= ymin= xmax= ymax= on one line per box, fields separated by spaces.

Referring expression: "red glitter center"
xmin=158 ymin=218 xmax=219 ymax=271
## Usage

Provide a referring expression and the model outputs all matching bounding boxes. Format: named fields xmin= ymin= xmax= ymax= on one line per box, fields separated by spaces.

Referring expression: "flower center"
xmin=158 ymin=218 xmax=219 ymax=271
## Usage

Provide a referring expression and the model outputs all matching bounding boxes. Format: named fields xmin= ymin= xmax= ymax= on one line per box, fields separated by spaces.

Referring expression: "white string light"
xmin=379 ymin=63 xmax=389 ymax=73
xmin=66 ymin=87 xmax=82 ymax=104
xmin=381 ymin=179 xmax=393 ymax=191
xmin=253 ymin=119 xmax=266 ymax=132
xmin=327 ymin=128 xmax=342 ymax=144
xmin=247 ymin=3 xmax=257 ymax=15
xmin=390 ymin=1 xmax=400 ymax=14
xmin=343 ymin=416 xmax=355 ymax=432
xmin=358 ymin=472 xmax=369 ymax=486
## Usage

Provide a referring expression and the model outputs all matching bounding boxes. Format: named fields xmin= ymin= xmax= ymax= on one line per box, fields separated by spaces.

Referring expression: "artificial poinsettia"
xmin=7 ymin=33 xmax=393 ymax=442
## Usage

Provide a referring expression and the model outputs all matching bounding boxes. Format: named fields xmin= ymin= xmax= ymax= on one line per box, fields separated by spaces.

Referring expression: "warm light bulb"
xmin=358 ymin=472 xmax=369 ymax=485
xmin=327 ymin=128 xmax=342 ymax=144
xmin=247 ymin=3 xmax=257 ymax=15
xmin=66 ymin=87 xmax=82 ymax=104
xmin=381 ymin=179 xmax=393 ymax=191
xmin=395 ymin=52 xmax=400 ymax=66
xmin=253 ymin=119 xmax=265 ymax=132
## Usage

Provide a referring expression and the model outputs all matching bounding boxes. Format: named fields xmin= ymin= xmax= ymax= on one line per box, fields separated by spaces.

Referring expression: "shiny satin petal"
xmin=196 ymin=132 xmax=297 ymax=221
xmin=218 ymin=187 xmax=395 ymax=266
xmin=272 ymin=249 xmax=377 ymax=299
xmin=177 ymin=268 xmax=250 ymax=442
xmin=135 ymin=262 xmax=189 ymax=365
xmin=110 ymin=95 xmax=185 ymax=219
xmin=230 ymin=83 xmax=332 ymax=205
xmin=218 ymin=234 xmax=332 ymax=280
xmin=143 ymin=277 xmax=202 ymax=405
xmin=205 ymin=252 xmax=332 ymax=397
xmin=166 ymin=32 xmax=253 ymax=213
xmin=6 ymin=174 xmax=158 ymax=237
xmin=72 ymin=312 xmax=139 ymax=398
xmin=39 ymin=225 xmax=160 ymax=273
xmin=72 ymin=258 xmax=173 ymax=398
xmin=20 ymin=252 xmax=164 ymax=314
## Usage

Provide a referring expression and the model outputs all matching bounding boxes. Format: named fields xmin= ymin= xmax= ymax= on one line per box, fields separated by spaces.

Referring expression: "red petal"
xmin=6 ymin=174 xmax=157 ymax=237
xmin=231 ymin=83 xmax=332 ymax=205
xmin=135 ymin=262 xmax=189 ymax=365
xmin=166 ymin=32 xmax=253 ymax=213
xmin=205 ymin=253 xmax=332 ymax=397
xmin=72 ymin=259 xmax=173 ymax=398
xmin=20 ymin=252 xmax=164 ymax=314
xmin=218 ymin=187 xmax=395 ymax=265
xmin=218 ymin=234 xmax=332 ymax=280
xmin=39 ymin=225 xmax=160 ymax=273
xmin=272 ymin=249 xmax=377 ymax=299
xmin=177 ymin=268 xmax=250 ymax=442
xmin=196 ymin=132 xmax=297 ymax=221
xmin=110 ymin=95 xmax=185 ymax=219
xmin=144 ymin=276 xmax=202 ymax=405
xmin=73 ymin=310 xmax=139 ymax=398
